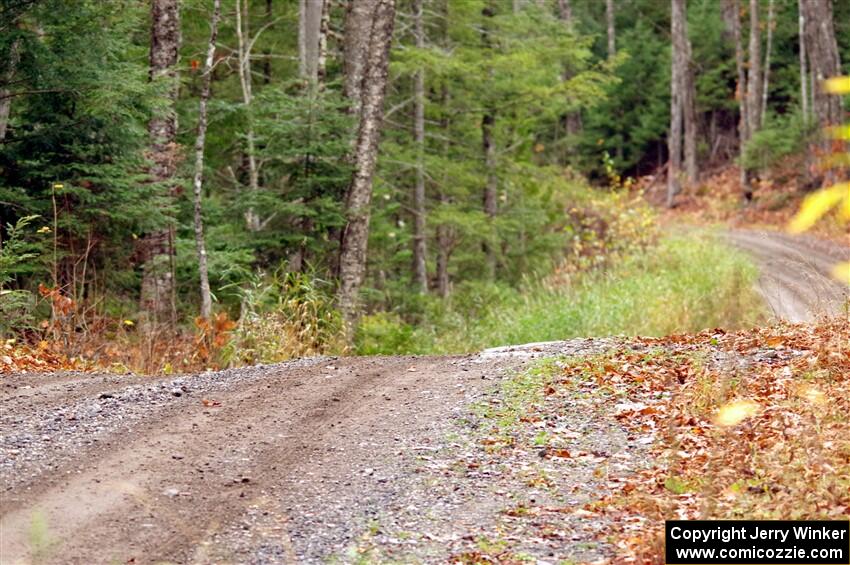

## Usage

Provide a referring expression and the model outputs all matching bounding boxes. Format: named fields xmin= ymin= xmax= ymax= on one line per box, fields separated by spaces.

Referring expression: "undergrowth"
xmin=356 ymin=232 xmax=765 ymax=355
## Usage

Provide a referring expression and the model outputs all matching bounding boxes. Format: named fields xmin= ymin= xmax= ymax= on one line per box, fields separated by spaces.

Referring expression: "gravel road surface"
xmin=727 ymin=229 xmax=848 ymax=322
xmin=1 ymin=231 xmax=846 ymax=564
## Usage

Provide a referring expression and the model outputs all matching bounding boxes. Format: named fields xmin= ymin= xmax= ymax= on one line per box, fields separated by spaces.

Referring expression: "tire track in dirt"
xmin=0 ymin=354 xmax=516 ymax=564
xmin=726 ymin=229 xmax=849 ymax=322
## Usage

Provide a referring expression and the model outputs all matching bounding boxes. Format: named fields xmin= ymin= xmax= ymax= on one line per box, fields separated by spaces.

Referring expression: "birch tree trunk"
xmin=683 ymin=10 xmax=697 ymax=185
xmin=667 ymin=0 xmax=685 ymax=207
xmin=342 ymin=0 xmax=373 ymax=119
xmin=317 ymin=0 xmax=330 ymax=83
xmin=338 ymin=0 xmax=396 ymax=328
xmin=724 ymin=0 xmax=749 ymax=194
xmin=235 ymin=0 xmax=261 ymax=232
xmin=606 ymin=0 xmax=615 ymax=58
xmin=746 ymin=0 xmax=761 ymax=141
xmin=760 ymin=0 xmax=775 ymax=127
xmin=141 ymin=0 xmax=181 ymax=325
xmin=0 ymin=38 xmax=20 ymax=142
xmin=192 ymin=0 xmax=221 ymax=321
xmin=798 ymin=0 xmax=808 ymax=124
xmin=299 ymin=0 xmax=324 ymax=83
xmin=412 ymin=0 xmax=428 ymax=293
xmin=800 ymin=0 xmax=842 ymax=186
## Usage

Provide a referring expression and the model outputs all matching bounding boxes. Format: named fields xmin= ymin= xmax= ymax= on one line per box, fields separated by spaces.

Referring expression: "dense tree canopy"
xmin=1 ymin=0 xmax=847 ymax=344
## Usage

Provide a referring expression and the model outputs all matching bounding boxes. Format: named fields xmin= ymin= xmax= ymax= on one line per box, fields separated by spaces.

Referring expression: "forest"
xmin=0 ymin=0 xmax=848 ymax=372
xmin=2 ymin=1 xmax=850 ymax=563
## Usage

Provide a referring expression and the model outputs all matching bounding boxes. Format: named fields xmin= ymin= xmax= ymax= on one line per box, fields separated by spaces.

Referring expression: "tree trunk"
xmin=235 ymin=0 xmax=261 ymax=232
xmin=262 ymin=0 xmax=272 ymax=84
xmin=191 ymin=0 xmax=221 ymax=321
xmin=557 ymin=0 xmax=582 ymax=145
xmin=482 ymin=111 xmax=498 ymax=277
xmin=683 ymin=9 xmax=697 ymax=185
xmin=606 ymin=0 xmax=615 ymax=58
xmin=800 ymin=0 xmax=842 ymax=130
xmin=760 ymin=0 xmax=775 ymax=127
xmin=317 ymin=0 xmax=330 ymax=83
xmin=798 ymin=0 xmax=808 ymax=124
xmin=338 ymin=0 xmax=396 ymax=328
xmin=557 ymin=0 xmax=572 ymax=24
xmin=0 ymin=38 xmax=20 ymax=142
xmin=141 ymin=0 xmax=181 ymax=324
xmin=481 ymin=3 xmax=497 ymax=277
xmin=746 ymin=0 xmax=761 ymax=141
xmin=412 ymin=0 xmax=427 ymax=293
xmin=667 ymin=0 xmax=685 ymax=206
xmin=725 ymin=0 xmax=749 ymax=194
xmin=800 ymin=0 xmax=842 ymax=186
xmin=342 ymin=0 xmax=374 ymax=119
xmin=299 ymin=0 xmax=324 ymax=83
xmin=436 ymin=71 xmax=452 ymax=299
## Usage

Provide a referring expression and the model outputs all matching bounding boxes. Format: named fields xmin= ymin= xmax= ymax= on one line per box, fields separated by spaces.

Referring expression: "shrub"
xmin=354 ymin=312 xmax=419 ymax=355
xmin=223 ymin=268 xmax=347 ymax=365
xmin=742 ymin=112 xmax=812 ymax=173
xmin=0 ymin=216 xmax=40 ymax=337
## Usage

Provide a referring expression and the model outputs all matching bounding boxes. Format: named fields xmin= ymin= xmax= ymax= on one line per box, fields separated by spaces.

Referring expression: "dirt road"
xmin=727 ymin=229 xmax=849 ymax=322
xmin=1 ymin=231 xmax=846 ymax=564
xmin=0 ymin=356 xmax=483 ymax=563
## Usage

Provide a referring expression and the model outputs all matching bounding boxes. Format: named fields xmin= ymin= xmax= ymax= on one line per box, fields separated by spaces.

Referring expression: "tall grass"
xmin=356 ymin=233 xmax=764 ymax=354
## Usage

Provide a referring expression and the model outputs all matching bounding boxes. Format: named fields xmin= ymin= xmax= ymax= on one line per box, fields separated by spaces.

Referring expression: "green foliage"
xmin=742 ymin=112 xmax=812 ymax=172
xmin=222 ymin=268 xmax=346 ymax=365
xmin=355 ymin=312 xmax=418 ymax=356
xmin=0 ymin=216 xmax=41 ymax=336
xmin=355 ymin=232 xmax=763 ymax=355
xmin=0 ymin=0 xmax=159 ymax=307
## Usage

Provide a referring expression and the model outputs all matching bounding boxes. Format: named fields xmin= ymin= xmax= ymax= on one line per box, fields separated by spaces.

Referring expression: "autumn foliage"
xmin=590 ymin=320 xmax=849 ymax=562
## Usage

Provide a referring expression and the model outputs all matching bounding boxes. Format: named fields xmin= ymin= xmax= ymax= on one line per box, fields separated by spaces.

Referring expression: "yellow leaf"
xmin=832 ymin=262 xmax=850 ymax=286
xmin=826 ymin=125 xmax=850 ymax=140
xmin=788 ymin=183 xmax=849 ymax=233
xmin=823 ymin=153 xmax=850 ymax=169
xmin=123 ymin=319 xmax=134 ymax=326
xmin=799 ymin=385 xmax=827 ymax=406
xmin=823 ymin=76 xmax=850 ymax=95
xmin=714 ymin=399 xmax=760 ymax=427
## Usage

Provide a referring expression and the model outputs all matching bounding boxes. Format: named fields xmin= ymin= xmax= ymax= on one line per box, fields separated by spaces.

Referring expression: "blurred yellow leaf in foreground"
xmin=823 ymin=76 xmax=850 ymax=94
xmin=714 ymin=399 xmax=760 ymax=427
xmin=832 ymin=262 xmax=850 ymax=285
xmin=788 ymin=183 xmax=849 ymax=234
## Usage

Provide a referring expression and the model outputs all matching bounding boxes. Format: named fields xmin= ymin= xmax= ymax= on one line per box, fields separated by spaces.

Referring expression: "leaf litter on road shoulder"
xmin=580 ymin=320 xmax=849 ymax=563
xmin=427 ymin=320 xmax=848 ymax=564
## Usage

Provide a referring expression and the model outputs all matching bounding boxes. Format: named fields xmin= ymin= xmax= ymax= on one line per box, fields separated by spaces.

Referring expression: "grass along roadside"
xmin=357 ymin=231 xmax=766 ymax=355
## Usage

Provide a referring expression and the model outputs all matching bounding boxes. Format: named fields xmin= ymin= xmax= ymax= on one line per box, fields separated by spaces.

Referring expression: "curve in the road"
xmin=726 ymin=229 xmax=849 ymax=323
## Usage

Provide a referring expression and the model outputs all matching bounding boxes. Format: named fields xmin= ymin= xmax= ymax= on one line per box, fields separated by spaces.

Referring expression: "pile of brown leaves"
xmin=587 ymin=319 xmax=850 ymax=563
xmin=638 ymin=162 xmax=849 ymax=241
xmin=0 ymin=339 xmax=89 ymax=374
